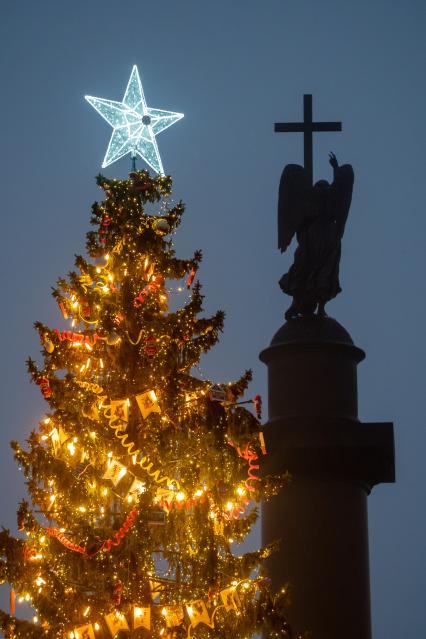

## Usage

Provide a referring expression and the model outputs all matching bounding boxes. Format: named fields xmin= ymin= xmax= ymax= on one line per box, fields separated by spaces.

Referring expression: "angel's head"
xmin=314 ymin=179 xmax=329 ymax=190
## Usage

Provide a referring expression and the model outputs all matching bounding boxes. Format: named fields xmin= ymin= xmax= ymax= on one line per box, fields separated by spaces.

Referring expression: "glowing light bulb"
xmin=118 ymin=467 xmax=127 ymax=480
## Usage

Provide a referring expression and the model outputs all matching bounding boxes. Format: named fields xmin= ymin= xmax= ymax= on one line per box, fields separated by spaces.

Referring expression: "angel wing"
xmin=327 ymin=164 xmax=354 ymax=238
xmin=278 ymin=164 xmax=311 ymax=252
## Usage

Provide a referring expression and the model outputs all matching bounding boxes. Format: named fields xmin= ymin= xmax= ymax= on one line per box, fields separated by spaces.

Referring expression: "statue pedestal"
xmin=260 ymin=317 xmax=394 ymax=639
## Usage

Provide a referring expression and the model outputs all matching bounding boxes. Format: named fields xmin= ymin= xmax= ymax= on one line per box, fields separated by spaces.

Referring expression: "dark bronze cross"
xmin=274 ymin=94 xmax=342 ymax=186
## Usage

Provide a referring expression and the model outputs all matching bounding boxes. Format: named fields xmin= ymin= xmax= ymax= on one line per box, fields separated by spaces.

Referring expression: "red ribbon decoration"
xmin=52 ymin=329 xmax=102 ymax=347
xmin=158 ymin=441 xmax=262 ymax=521
xmin=45 ymin=506 xmax=139 ymax=558
xmin=99 ymin=506 xmax=139 ymax=554
xmin=238 ymin=445 xmax=261 ymax=494
xmin=46 ymin=527 xmax=86 ymax=555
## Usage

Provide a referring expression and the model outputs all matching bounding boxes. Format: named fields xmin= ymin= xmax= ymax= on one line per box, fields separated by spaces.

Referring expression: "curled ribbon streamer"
xmin=105 ymin=405 xmax=180 ymax=491
xmin=75 ymin=380 xmax=104 ymax=394
xmin=75 ymin=379 xmax=180 ymax=492
xmin=236 ymin=445 xmax=261 ymax=493
xmin=125 ymin=330 xmax=143 ymax=345
xmin=78 ymin=309 xmax=99 ymax=325
xmin=46 ymin=508 xmax=139 ymax=557
xmin=99 ymin=506 xmax=139 ymax=554
xmin=46 ymin=527 xmax=86 ymax=555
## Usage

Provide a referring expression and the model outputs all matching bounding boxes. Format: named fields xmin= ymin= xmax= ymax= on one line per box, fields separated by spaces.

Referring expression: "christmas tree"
xmin=0 ymin=169 xmax=291 ymax=639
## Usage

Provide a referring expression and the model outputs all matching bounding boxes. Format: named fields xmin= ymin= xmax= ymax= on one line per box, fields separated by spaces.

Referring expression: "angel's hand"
xmin=329 ymin=152 xmax=338 ymax=169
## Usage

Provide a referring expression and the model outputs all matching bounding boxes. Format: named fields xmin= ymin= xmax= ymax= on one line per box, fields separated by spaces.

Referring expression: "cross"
xmin=274 ymin=94 xmax=342 ymax=186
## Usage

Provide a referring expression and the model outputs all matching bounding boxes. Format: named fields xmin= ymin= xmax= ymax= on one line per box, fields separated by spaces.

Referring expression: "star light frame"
xmin=85 ymin=65 xmax=183 ymax=174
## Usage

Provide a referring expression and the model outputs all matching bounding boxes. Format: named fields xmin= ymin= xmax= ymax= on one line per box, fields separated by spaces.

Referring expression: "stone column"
xmin=260 ymin=317 xmax=394 ymax=639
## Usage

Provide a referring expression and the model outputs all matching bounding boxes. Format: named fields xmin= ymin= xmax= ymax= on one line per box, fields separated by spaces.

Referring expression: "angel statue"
xmin=278 ymin=152 xmax=354 ymax=320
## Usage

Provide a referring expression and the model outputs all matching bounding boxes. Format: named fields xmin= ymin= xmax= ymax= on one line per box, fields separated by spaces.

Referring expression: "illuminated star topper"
xmin=85 ymin=65 xmax=183 ymax=174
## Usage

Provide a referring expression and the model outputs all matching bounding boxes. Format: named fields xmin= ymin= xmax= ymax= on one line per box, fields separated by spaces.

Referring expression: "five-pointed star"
xmin=85 ymin=65 xmax=183 ymax=174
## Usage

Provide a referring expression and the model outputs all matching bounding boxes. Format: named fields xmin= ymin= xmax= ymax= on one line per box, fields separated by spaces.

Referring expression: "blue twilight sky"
xmin=0 ymin=1 xmax=425 ymax=636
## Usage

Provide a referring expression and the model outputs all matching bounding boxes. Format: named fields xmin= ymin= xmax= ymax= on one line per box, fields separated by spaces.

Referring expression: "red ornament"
xmin=99 ymin=212 xmax=112 ymax=246
xmin=9 ymin=588 xmax=15 ymax=617
xmin=253 ymin=394 xmax=262 ymax=419
xmin=187 ymin=265 xmax=198 ymax=289
xmin=80 ymin=298 xmax=91 ymax=318
xmin=144 ymin=335 xmax=157 ymax=357
xmin=58 ymin=301 xmax=68 ymax=319
xmin=36 ymin=376 xmax=52 ymax=398
xmin=134 ymin=275 xmax=164 ymax=308
xmin=112 ymin=580 xmax=123 ymax=606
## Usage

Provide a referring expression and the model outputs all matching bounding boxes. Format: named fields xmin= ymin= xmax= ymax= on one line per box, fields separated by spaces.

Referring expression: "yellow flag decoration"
xmin=136 ymin=390 xmax=161 ymax=419
xmin=220 ymin=586 xmax=238 ymax=611
xmin=163 ymin=605 xmax=184 ymax=628
xmin=133 ymin=606 xmax=151 ymax=630
xmin=104 ymin=611 xmax=129 ymax=637
xmin=186 ymin=600 xmax=212 ymax=628
xmin=109 ymin=399 xmax=129 ymax=424
xmin=155 ymin=486 xmax=176 ymax=503
xmin=73 ymin=624 xmax=95 ymax=639
xmin=82 ymin=402 xmax=99 ymax=421
xmin=102 ymin=459 xmax=127 ymax=486
xmin=128 ymin=478 xmax=146 ymax=498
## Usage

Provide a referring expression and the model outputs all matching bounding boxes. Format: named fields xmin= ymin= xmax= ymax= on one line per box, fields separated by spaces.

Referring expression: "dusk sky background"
xmin=0 ymin=1 xmax=425 ymax=637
